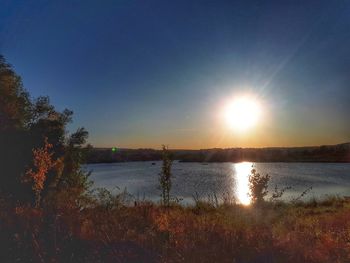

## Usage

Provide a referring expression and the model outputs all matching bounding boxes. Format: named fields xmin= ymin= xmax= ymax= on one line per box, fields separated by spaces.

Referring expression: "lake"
xmin=86 ymin=161 xmax=350 ymax=205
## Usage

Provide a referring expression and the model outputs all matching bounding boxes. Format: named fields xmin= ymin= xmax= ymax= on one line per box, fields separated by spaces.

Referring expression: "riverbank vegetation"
xmin=1 ymin=192 xmax=349 ymax=262
xmin=1 ymin=55 xmax=350 ymax=262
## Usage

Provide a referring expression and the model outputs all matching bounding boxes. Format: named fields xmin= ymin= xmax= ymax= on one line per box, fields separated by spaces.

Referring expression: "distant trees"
xmin=0 ymin=54 xmax=90 ymax=206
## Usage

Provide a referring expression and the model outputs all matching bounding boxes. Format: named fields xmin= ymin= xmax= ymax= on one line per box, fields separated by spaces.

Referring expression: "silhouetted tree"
xmin=248 ymin=169 xmax=270 ymax=205
xmin=0 ymin=55 xmax=32 ymax=131
xmin=0 ymin=54 xmax=91 ymax=205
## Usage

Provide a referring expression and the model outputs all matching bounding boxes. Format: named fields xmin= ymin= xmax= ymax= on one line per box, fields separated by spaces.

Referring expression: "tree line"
xmin=86 ymin=143 xmax=350 ymax=163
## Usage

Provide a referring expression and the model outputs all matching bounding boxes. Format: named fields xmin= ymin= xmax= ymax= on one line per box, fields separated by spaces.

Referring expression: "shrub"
xmin=159 ymin=145 xmax=172 ymax=207
xmin=248 ymin=168 xmax=270 ymax=205
xmin=24 ymin=137 xmax=56 ymax=207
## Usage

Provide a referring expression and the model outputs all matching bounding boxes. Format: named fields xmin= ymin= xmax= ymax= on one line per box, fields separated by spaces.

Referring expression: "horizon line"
xmin=92 ymin=141 xmax=350 ymax=151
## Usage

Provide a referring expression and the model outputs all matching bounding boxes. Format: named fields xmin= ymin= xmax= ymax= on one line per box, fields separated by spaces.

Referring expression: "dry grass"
xmin=0 ymin=196 xmax=349 ymax=263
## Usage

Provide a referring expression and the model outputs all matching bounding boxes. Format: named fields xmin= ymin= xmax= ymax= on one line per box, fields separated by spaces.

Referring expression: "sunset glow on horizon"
xmin=1 ymin=1 xmax=349 ymax=149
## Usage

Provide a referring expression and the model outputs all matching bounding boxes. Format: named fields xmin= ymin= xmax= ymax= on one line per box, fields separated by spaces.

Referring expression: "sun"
xmin=224 ymin=96 xmax=261 ymax=132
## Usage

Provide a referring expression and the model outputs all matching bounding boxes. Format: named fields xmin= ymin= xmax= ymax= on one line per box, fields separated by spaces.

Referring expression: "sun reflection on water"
xmin=233 ymin=162 xmax=253 ymax=205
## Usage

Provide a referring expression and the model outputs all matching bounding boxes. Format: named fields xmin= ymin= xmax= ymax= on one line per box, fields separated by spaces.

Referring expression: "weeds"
xmin=159 ymin=145 xmax=172 ymax=207
xmin=2 ymin=192 xmax=349 ymax=263
xmin=292 ymin=186 xmax=313 ymax=203
xmin=270 ymin=185 xmax=292 ymax=202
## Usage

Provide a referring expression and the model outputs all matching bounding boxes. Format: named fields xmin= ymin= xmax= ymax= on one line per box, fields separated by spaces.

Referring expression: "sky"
xmin=1 ymin=0 xmax=350 ymax=149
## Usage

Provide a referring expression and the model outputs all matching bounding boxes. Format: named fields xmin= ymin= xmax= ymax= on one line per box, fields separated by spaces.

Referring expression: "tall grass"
xmin=1 ymin=189 xmax=349 ymax=262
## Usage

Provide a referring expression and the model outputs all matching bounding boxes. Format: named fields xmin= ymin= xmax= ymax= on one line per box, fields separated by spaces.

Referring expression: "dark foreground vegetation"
xmin=1 ymin=55 xmax=350 ymax=262
xmin=87 ymin=143 xmax=350 ymax=164
xmin=1 ymin=194 xmax=350 ymax=262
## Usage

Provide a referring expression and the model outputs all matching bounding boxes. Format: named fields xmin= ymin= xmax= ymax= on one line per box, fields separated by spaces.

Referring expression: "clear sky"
xmin=1 ymin=0 xmax=349 ymax=149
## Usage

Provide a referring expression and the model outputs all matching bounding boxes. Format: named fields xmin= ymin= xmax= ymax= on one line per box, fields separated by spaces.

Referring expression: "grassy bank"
xmin=1 ymin=195 xmax=349 ymax=263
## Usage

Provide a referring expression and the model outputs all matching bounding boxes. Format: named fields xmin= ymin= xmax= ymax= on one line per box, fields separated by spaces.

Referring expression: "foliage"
xmin=159 ymin=145 xmax=172 ymax=207
xmin=93 ymin=187 xmax=132 ymax=210
xmin=0 ymin=54 xmax=91 ymax=206
xmin=57 ymin=127 xmax=91 ymax=190
xmin=0 ymin=55 xmax=32 ymax=130
xmin=24 ymin=138 xmax=56 ymax=207
xmin=248 ymin=168 xmax=270 ymax=205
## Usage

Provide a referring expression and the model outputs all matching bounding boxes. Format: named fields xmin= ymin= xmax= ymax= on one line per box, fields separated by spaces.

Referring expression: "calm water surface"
xmin=86 ymin=162 xmax=350 ymax=205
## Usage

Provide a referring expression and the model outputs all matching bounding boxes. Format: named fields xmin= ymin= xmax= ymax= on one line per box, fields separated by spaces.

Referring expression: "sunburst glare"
xmin=224 ymin=96 xmax=261 ymax=132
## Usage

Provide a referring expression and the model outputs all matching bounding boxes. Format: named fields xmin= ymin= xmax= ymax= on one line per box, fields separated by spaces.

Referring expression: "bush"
xmin=248 ymin=169 xmax=270 ymax=205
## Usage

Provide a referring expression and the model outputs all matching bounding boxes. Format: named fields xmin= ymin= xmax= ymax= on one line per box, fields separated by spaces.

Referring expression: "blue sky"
xmin=1 ymin=0 xmax=349 ymax=148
